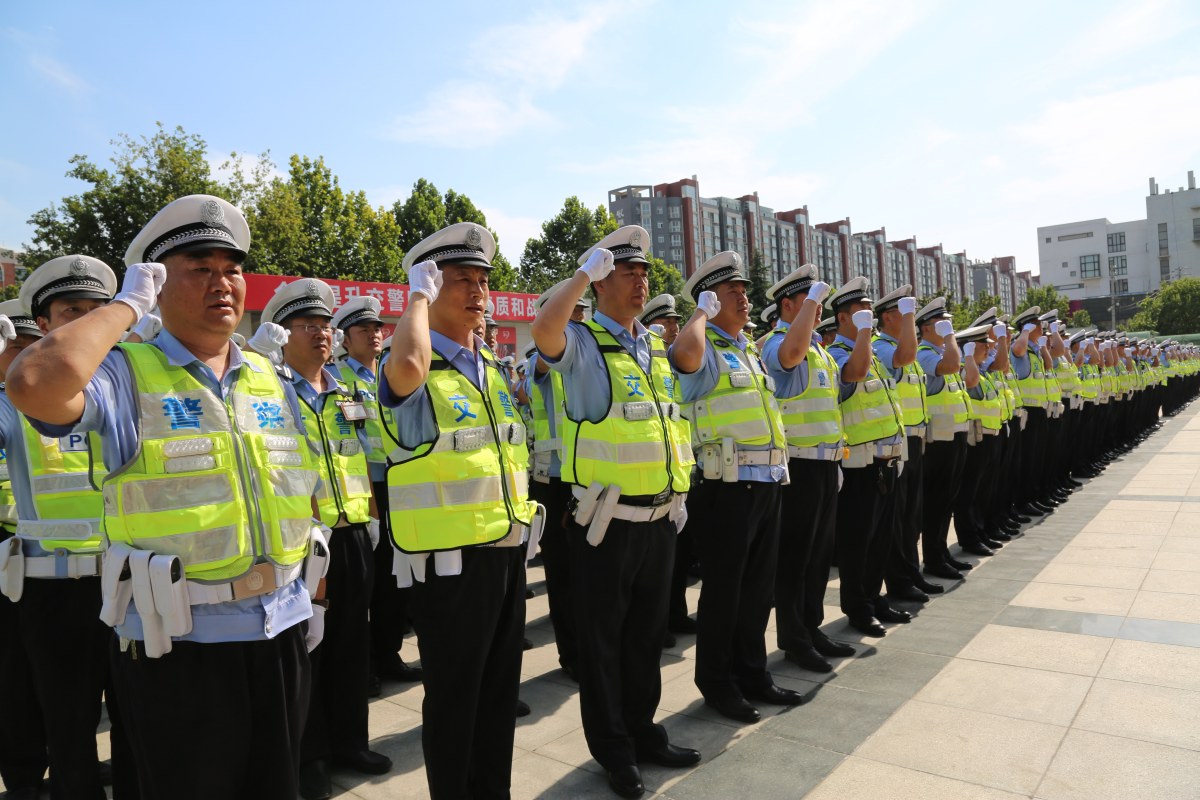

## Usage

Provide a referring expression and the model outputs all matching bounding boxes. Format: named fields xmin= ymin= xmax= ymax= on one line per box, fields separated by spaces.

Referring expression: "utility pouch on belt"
xmin=433 ymin=550 xmax=462 ymax=577
xmin=392 ymin=549 xmax=414 ymax=589
xmin=526 ymin=504 xmax=547 ymax=563
xmin=150 ymin=554 xmax=192 ymax=638
xmin=573 ymin=482 xmax=604 ymax=526
xmin=129 ymin=550 xmax=171 ymax=659
xmin=720 ymin=437 xmax=738 ymax=483
xmin=587 ymin=485 xmax=621 ymax=547
xmin=0 ymin=537 xmax=24 ymax=603
xmin=99 ymin=544 xmax=135 ymax=627
xmin=700 ymin=443 xmax=721 ymax=480
xmin=303 ymin=526 xmax=331 ymax=598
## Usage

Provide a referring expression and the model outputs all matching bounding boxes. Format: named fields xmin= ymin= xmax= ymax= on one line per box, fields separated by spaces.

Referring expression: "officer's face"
xmin=650 ymin=315 xmax=679 ymax=344
xmin=595 ymin=262 xmax=648 ymax=318
xmin=431 ymin=264 xmax=489 ymax=334
xmin=283 ymin=314 xmax=333 ymax=364
xmin=38 ymin=297 xmax=108 ymax=333
xmin=0 ymin=333 xmax=42 ymax=376
xmin=570 ymin=304 xmax=587 ymax=323
xmin=345 ymin=321 xmax=383 ymax=359
xmin=159 ymin=249 xmax=245 ymax=336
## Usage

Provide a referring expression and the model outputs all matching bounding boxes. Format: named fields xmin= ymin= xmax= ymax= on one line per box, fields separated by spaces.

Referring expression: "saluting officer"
xmin=825 ymin=277 xmax=909 ymax=638
xmin=1009 ymin=306 xmax=1055 ymax=518
xmin=261 ymin=280 xmax=391 ymax=799
xmin=672 ymin=251 xmax=802 ymax=724
xmin=378 ymin=223 xmax=541 ymax=799
xmin=7 ymin=196 xmax=328 ymax=799
xmin=0 ymin=302 xmax=49 ymax=800
xmin=0 ymin=256 xmax=138 ymax=800
xmin=640 ymin=293 xmax=681 ymax=347
xmin=949 ymin=324 xmax=1003 ymax=557
xmin=761 ymin=265 xmax=856 ymax=674
xmin=531 ymin=225 xmax=698 ymax=800
xmin=816 ymin=315 xmax=838 ymax=348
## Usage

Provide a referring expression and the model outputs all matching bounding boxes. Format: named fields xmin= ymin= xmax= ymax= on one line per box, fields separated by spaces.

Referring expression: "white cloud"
xmin=478 ymin=206 xmax=544 ymax=265
xmin=28 ymin=54 xmax=89 ymax=94
xmin=389 ymin=83 xmax=558 ymax=148
xmin=1055 ymin=0 xmax=1198 ymax=74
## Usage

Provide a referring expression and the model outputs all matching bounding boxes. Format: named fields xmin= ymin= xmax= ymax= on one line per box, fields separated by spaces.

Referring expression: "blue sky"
xmin=3 ymin=0 xmax=1199 ymax=274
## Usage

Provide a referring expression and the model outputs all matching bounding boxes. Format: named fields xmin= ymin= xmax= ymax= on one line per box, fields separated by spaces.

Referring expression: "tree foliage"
xmin=746 ymin=250 xmax=772 ymax=320
xmin=952 ymin=293 xmax=1002 ymax=330
xmin=518 ymin=197 xmax=618 ymax=294
xmin=1127 ymin=277 xmax=1200 ymax=335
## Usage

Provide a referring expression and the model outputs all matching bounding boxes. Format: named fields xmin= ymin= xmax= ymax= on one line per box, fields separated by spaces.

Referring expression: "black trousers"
xmin=18 ymin=576 xmax=128 ymax=800
xmin=0 ymin=561 xmax=46 ymax=793
xmin=953 ymin=433 xmax=999 ymax=546
xmin=988 ymin=425 xmax=1017 ymax=531
xmin=302 ymin=523 xmax=374 ymax=763
xmin=668 ymin=525 xmax=696 ymax=625
xmin=412 ymin=547 xmax=525 ymax=800
xmin=370 ymin=480 xmax=414 ymax=669
xmin=111 ymin=625 xmax=310 ymax=800
xmin=530 ymin=477 xmax=576 ymax=670
xmin=835 ymin=458 xmax=898 ymax=621
xmin=885 ymin=437 xmax=926 ymax=594
xmin=691 ymin=479 xmax=781 ymax=701
xmin=568 ymin=515 xmax=674 ymax=771
xmin=1018 ymin=408 xmax=1048 ymax=504
xmin=921 ymin=434 xmax=967 ymax=566
xmin=776 ymin=458 xmax=839 ymax=652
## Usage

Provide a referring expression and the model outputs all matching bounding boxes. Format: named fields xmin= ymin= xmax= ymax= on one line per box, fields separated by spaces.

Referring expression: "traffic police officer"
xmin=1009 ymin=306 xmax=1054 ymax=517
xmin=7 ymin=195 xmax=327 ymax=799
xmin=264 ymin=281 xmax=391 ymax=799
xmin=640 ymin=293 xmax=681 ymax=346
xmin=378 ymin=222 xmax=541 ymax=799
xmin=673 ymin=251 xmax=802 ymax=723
xmin=949 ymin=324 xmax=1003 ymax=556
xmin=532 ymin=225 xmax=698 ymax=799
xmin=761 ymin=265 xmax=856 ymax=673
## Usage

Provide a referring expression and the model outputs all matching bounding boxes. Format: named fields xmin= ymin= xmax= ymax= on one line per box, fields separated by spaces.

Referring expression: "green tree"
xmin=1017 ymin=285 xmax=1072 ymax=316
xmin=519 ymin=197 xmax=618 ymax=294
xmin=1 ymin=284 xmax=19 ymax=301
xmin=746 ymin=251 xmax=772 ymax=319
xmin=1128 ymin=277 xmax=1200 ymax=335
xmin=1069 ymin=309 xmax=1092 ymax=328
xmin=23 ymin=123 xmax=227 ymax=276
xmin=953 ymin=292 xmax=1002 ymax=330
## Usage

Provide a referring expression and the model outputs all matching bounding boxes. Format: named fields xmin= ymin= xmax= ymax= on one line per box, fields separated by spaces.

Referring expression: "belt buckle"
xmin=232 ymin=563 xmax=276 ymax=600
xmin=650 ymin=490 xmax=671 ymax=507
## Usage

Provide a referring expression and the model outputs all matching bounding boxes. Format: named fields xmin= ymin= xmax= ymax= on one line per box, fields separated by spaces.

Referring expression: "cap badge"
xmin=466 ymin=227 xmax=482 ymax=248
xmin=201 ymin=199 xmax=225 ymax=227
xmin=730 ymin=253 xmax=741 ymax=267
xmin=629 ymin=230 xmax=642 ymax=248
xmin=305 ymin=279 xmax=320 ymax=298
xmin=69 ymin=258 xmax=89 ymax=276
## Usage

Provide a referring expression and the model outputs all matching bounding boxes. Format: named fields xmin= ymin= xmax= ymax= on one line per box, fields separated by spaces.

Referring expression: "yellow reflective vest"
xmin=918 ymin=343 xmax=970 ymax=442
xmin=19 ymin=416 xmax=107 ymax=555
xmin=529 ymin=364 xmax=566 ymax=481
xmin=335 ymin=361 xmax=391 ymax=465
xmin=827 ymin=341 xmax=903 ymax=447
xmin=294 ymin=372 xmax=373 ymax=528
xmin=766 ymin=329 xmax=843 ymax=450
xmin=685 ymin=328 xmax=786 ymax=453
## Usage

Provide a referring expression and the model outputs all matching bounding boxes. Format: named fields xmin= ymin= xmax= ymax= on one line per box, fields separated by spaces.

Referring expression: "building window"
xmin=1062 ymin=261 xmax=1068 ymax=269
xmin=1057 ymin=231 xmax=1093 ymax=241
xmin=1159 ymin=222 xmax=1169 ymax=256
xmin=668 ymin=206 xmax=680 ymax=219
xmin=1045 ymin=237 xmax=1051 ymax=243
xmin=1080 ymin=254 xmax=1101 ymax=279
xmin=1193 ymin=217 xmax=1200 ymax=241
xmin=1106 ymin=232 xmax=1126 ymax=252
xmin=1112 ymin=278 xmax=1129 ymax=294
xmin=1108 ymin=256 xmax=1127 ymax=275
xmin=1161 ymin=257 xmax=1172 ymax=282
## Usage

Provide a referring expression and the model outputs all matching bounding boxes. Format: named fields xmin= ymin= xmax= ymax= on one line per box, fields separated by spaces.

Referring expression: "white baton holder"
xmin=572 ymin=482 xmax=604 ymax=527
xmin=720 ymin=437 xmax=738 ymax=483
xmin=303 ymin=525 xmax=331 ymax=598
xmin=99 ymin=544 xmax=135 ymax=628
xmin=525 ymin=504 xmax=547 ymax=564
xmin=0 ymin=537 xmax=24 ymax=603
xmin=433 ymin=550 xmax=462 ymax=577
xmin=586 ymin=485 xmax=621 ymax=547
xmin=392 ymin=549 xmax=415 ymax=589
xmin=128 ymin=550 xmax=171 ymax=658
xmin=149 ymin=554 xmax=192 ymax=639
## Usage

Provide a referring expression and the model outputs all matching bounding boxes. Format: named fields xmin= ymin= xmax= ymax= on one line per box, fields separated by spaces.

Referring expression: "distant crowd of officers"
xmin=0 ymin=200 xmax=1196 ymax=800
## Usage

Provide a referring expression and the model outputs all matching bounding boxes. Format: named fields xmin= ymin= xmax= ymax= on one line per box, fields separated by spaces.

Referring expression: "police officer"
xmin=672 ymin=252 xmax=802 ymax=723
xmin=532 ymin=225 xmax=698 ymax=799
xmin=950 ymin=324 xmax=1004 ymax=556
xmin=816 ymin=315 xmax=838 ymax=349
xmin=825 ymin=277 xmax=909 ymax=637
xmin=915 ymin=297 xmax=974 ymax=581
xmin=331 ymin=296 xmax=424 ymax=689
xmin=0 ymin=256 xmax=138 ymax=800
xmin=640 ymin=293 xmax=681 ymax=347
xmin=0 ymin=303 xmax=49 ymax=800
xmin=1009 ymin=306 xmax=1054 ymax=517
xmin=378 ymin=222 xmax=540 ymax=799
xmin=761 ymin=265 xmax=856 ymax=674
xmin=7 ymin=196 xmax=327 ymax=799
xmin=260 ymin=280 xmax=391 ymax=799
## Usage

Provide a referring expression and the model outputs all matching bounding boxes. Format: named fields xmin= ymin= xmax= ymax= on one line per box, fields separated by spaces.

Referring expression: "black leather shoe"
xmin=378 ymin=655 xmax=424 ymax=683
xmin=946 ymin=556 xmax=974 ymax=571
xmin=5 ymin=786 xmax=42 ymax=800
xmin=988 ymin=529 xmax=1012 ymax=542
xmin=561 ymin=663 xmax=579 ymax=683
xmin=368 ymin=670 xmax=382 ymax=698
xmin=607 ymin=764 xmax=645 ymax=798
xmin=1036 ymin=497 xmax=1059 ymax=509
xmin=923 ymin=563 xmax=964 ymax=581
xmin=876 ymin=607 xmax=912 ymax=624
xmin=523 ymin=637 xmax=534 ymax=651
xmin=704 ymin=695 xmax=761 ymax=724
xmin=786 ymin=647 xmax=833 ymax=673
xmin=99 ymin=759 xmax=113 ymax=786
xmin=746 ymin=683 xmax=806 ymax=706
xmin=981 ymin=537 xmax=1004 ymax=550
xmin=663 ymin=631 xmax=677 ymax=648
xmin=848 ymin=616 xmax=887 ymax=636
xmin=1010 ymin=513 xmax=1033 ymax=524
xmin=637 ymin=743 xmax=702 ymax=768
xmin=889 ymin=585 xmax=929 ymax=603
xmin=299 ymin=760 xmax=333 ymax=800
xmin=335 ymin=749 xmax=393 ymax=775
xmin=811 ymin=633 xmax=856 ymax=657
xmin=960 ymin=542 xmax=995 ymax=557
xmin=669 ymin=615 xmax=698 ymax=634
xmin=516 ymin=698 xmax=531 ymax=717
xmin=1016 ymin=504 xmax=1045 ymax=517
xmin=915 ymin=579 xmax=946 ymax=594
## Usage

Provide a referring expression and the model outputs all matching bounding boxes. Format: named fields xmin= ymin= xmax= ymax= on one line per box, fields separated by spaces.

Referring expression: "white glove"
xmin=0 ymin=315 xmax=14 ymax=355
xmin=114 ymin=263 xmax=167 ymax=322
xmin=408 ymin=259 xmax=442 ymax=303
xmin=934 ymin=320 xmax=953 ymax=338
xmin=131 ymin=311 xmax=161 ymax=342
xmin=1084 ymin=338 xmax=1095 ymax=349
xmin=1050 ymin=321 xmax=1060 ymax=334
xmin=837 ymin=465 xmax=844 ymax=492
xmin=898 ymin=297 xmax=917 ymax=316
xmin=649 ymin=323 xmax=666 ymax=336
xmin=332 ymin=328 xmax=345 ymax=351
xmin=577 ymin=248 xmax=615 ymax=282
xmin=852 ymin=309 xmax=873 ymax=331
xmin=808 ymin=281 xmax=830 ymax=305
xmin=963 ymin=342 xmax=976 ymax=357
xmin=992 ymin=323 xmax=1006 ymax=340
xmin=248 ymin=322 xmax=289 ymax=364
xmin=697 ymin=290 xmax=721 ymax=318
xmin=305 ymin=604 xmax=326 ymax=653
xmin=672 ymin=502 xmax=688 ymax=534
xmin=1022 ymin=323 xmax=1035 ymax=333
xmin=367 ymin=517 xmax=381 ymax=550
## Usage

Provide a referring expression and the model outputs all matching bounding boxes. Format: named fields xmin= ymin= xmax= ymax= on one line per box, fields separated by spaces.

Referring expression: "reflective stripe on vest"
xmin=767 ymin=330 xmax=843 ymax=449
xmin=561 ymin=322 xmax=692 ymax=496
xmin=917 ymin=344 xmax=970 ymax=425
xmin=972 ymin=373 xmax=1004 ymax=431
xmin=335 ymin=362 xmax=391 ymax=464
xmin=530 ymin=366 xmax=566 ymax=471
xmin=297 ymin=380 xmax=373 ymax=528
xmin=685 ymin=328 xmax=786 ymax=450
xmin=0 ymin=450 xmax=15 ymax=530
xmin=1016 ymin=349 xmax=1049 ymax=408
xmin=386 ymin=349 xmax=536 ymax=553
xmin=102 ymin=343 xmax=320 ymax=582
xmin=20 ymin=417 xmax=106 ymax=554
xmin=827 ymin=342 xmax=903 ymax=447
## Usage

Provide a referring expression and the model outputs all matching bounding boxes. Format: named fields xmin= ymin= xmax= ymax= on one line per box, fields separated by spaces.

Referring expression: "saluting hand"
xmin=409 ymin=260 xmax=443 ymax=303
xmin=852 ymin=309 xmax=874 ymax=331
xmin=934 ymin=320 xmax=954 ymax=338
xmin=697 ymin=290 xmax=721 ymax=318
xmin=897 ymin=296 xmax=916 ymax=316
xmin=0 ymin=315 xmax=14 ymax=355
xmin=577 ymin=248 xmax=615 ymax=282
xmin=114 ymin=262 xmax=167 ymax=322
